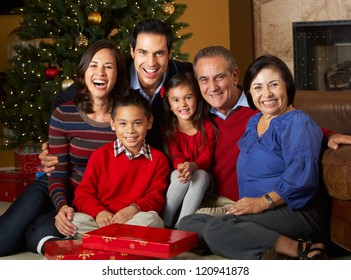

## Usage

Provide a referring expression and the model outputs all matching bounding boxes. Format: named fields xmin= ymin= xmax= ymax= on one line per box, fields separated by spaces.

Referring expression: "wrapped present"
xmin=14 ymin=144 xmax=42 ymax=174
xmin=20 ymin=153 xmax=41 ymax=173
xmin=36 ymin=169 xmax=45 ymax=180
xmin=44 ymin=239 xmax=152 ymax=260
xmin=0 ymin=150 xmax=21 ymax=171
xmin=0 ymin=170 xmax=36 ymax=202
xmin=82 ymin=224 xmax=198 ymax=259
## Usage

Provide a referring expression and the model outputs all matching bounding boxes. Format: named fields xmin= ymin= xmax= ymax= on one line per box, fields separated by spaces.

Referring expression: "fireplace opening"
xmin=293 ymin=20 xmax=351 ymax=91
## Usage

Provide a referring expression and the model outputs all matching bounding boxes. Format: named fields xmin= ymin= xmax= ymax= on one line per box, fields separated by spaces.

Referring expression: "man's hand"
xmin=39 ymin=141 xmax=59 ymax=175
xmin=328 ymin=133 xmax=351 ymax=150
xmin=54 ymin=205 xmax=77 ymax=237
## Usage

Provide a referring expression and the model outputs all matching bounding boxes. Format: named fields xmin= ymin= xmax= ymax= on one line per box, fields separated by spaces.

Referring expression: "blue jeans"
xmin=0 ymin=175 xmax=55 ymax=256
xmin=25 ymin=210 xmax=63 ymax=253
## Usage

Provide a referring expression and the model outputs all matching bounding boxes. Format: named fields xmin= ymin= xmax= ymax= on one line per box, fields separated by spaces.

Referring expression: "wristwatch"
xmin=264 ymin=193 xmax=275 ymax=209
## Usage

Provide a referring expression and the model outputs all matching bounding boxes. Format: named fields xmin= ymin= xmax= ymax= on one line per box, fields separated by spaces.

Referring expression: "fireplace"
xmin=293 ymin=20 xmax=351 ymax=91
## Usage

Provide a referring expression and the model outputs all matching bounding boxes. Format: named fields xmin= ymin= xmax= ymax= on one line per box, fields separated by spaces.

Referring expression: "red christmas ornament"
xmin=45 ymin=66 xmax=59 ymax=79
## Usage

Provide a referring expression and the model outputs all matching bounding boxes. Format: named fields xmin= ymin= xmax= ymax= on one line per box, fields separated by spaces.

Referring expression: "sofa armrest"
xmin=322 ymin=145 xmax=351 ymax=200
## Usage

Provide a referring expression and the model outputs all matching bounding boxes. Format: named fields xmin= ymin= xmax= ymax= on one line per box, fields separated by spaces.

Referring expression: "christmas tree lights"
xmin=1 ymin=0 xmax=191 ymax=149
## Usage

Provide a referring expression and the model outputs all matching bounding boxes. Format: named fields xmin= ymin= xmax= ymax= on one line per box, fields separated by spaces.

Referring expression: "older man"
xmin=192 ymin=46 xmax=351 ymax=213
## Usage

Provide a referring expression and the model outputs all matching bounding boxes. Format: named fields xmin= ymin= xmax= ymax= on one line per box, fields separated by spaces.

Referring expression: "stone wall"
xmin=253 ymin=0 xmax=351 ymax=76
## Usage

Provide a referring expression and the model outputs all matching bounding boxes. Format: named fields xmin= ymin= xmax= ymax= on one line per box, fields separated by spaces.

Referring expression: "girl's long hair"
xmin=162 ymin=72 xmax=213 ymax=158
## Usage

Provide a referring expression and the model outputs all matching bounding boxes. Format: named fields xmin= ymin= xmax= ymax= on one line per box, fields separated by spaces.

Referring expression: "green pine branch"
xmin=1 ymin=0 xmax=192 ymax=149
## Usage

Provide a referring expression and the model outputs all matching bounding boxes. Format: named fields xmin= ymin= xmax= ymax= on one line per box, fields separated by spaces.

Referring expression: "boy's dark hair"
xmin=111 ymin=89 xmax=152 ymax=120
xmin=130 ymin=19 xmax=174 ymax=52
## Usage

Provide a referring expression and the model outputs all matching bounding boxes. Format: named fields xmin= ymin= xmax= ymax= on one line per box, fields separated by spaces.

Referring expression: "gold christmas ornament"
xmin=88 ymin=11 xmax=102 ymax=25
xmin=61 ymin=78 xmax=74 ymax=91
xmin=109 ymin=28 xmax=119 ymax=37
xmin=75 ymin=33 xmax=89 ymax=48
xmin=161 ymin=2 xmax=175 ymax=15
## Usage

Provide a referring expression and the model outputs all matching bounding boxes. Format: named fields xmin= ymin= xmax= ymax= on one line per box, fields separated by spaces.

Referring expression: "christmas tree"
xmin=1 ymin=0 xmax=191 ymax=149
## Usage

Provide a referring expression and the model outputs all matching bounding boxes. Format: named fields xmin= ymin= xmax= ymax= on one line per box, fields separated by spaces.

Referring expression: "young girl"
xmin=161 ymin=72 xmax=216 ymax=229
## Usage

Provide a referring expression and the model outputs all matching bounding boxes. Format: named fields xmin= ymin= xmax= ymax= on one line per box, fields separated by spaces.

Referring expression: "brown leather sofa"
xmin=294 ymin=90 xmax=351 ymax=252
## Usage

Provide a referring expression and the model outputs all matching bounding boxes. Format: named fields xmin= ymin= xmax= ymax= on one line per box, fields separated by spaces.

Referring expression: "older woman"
xmin=179 ymin=55 xmax=329 ymax=260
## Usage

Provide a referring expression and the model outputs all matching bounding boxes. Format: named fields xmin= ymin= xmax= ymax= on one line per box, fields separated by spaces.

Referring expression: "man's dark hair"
xmin=130 ymin=19 xmax=174 ymax=52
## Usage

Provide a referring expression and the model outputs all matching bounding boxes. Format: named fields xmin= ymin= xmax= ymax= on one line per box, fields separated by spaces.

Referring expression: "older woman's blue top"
xmin=237 ymin=110 xmax=323 ymax=209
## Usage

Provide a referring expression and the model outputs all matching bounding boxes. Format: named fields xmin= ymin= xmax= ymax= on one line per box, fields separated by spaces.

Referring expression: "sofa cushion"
xmin=330 ymin=198 xmax=351 ymax=251
xmin=294 ymin=90 xmax=351 ymax=134
xmin=322 ymin=145 xmax=351 ymax=200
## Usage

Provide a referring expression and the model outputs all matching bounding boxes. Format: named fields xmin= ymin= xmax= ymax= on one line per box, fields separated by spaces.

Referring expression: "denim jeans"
xmin=0 ymin=175 xmax=55 ymax=256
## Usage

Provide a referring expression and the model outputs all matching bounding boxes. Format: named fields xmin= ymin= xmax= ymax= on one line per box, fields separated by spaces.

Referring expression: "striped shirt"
xmin=48 ymin=101 xmax=116 ymax=210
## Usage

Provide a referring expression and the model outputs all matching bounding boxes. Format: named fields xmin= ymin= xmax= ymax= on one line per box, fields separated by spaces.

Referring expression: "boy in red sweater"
xmin=71 ymin=89 xmax=169 ymax=238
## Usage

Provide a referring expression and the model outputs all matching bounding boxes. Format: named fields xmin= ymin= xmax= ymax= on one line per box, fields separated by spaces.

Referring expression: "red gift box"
xmin=45 ymin=239 xmax=151 ymax=260
xmin=0 ymin=170 xmax=36 ymax=202
xmin=82 ymin=224 xmax=198 ymax=259
xmin=19 ymin=153 xmax=41 ymax=174
xmin=14 ymin=144 xmax=42 ymax=173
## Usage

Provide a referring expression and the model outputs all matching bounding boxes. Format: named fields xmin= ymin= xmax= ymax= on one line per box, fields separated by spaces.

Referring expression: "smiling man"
xmin=193 ymin=46 xmax=256 ymax=205
xmin=183 ymin=46 xmax=351 ymax=218
xmin=50 ymin=19 xmax=193 ymax=151
xmin=128 ymin=19 xmax=193 ymax=150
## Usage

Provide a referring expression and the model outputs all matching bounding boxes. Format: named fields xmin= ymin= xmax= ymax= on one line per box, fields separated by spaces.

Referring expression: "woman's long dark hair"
xmin=74 ymin=39 xmax=128 ymax=113
xmin=162 ymin=72 xmax=213 ymax=158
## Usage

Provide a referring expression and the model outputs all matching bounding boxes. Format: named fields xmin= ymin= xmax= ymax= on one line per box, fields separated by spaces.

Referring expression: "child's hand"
xmin=177 ymin=162 xmax=197 ymax=183
xmin=95 ymin=210 xmax=114 ymax=227
xmin=111 ymin=205 xmax=139 ymax=224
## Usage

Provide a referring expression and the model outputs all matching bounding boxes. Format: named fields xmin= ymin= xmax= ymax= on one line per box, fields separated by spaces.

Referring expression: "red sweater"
xmin=168 ymin=120 xmax=216 ymax=170
xmin=211 ymin=107 xmax=257 ymax=201
xmin=73 ymin=142 xmax=170 ymax=218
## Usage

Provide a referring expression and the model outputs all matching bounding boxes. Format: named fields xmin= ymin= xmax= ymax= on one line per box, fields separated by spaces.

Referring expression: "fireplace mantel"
xmin=253 ymin=0 xmax=351 ymax=81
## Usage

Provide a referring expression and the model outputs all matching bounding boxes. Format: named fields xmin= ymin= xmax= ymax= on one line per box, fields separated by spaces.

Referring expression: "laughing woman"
xmin=0 ymin=39 xmax=128 ymax=256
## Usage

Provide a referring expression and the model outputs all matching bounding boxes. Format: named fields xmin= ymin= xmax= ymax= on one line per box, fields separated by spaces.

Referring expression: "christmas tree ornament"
xmin=75 ymin=33 xmax=89 ymax=48
xmin=61 ymin=78 xmax=74 ymax=90
xmin=45 ymin=66 xmax=59 ymax=79
xmin=88 ymin=11 xmax=102 ymax=25
xmin=161 ymin=2 xmax=175 ymax=15
xmin=1 ymin=0 xmax=190 ymax=148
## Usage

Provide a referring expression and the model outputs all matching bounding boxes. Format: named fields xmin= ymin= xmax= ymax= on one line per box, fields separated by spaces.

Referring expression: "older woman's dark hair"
xmin=243 ymin=54 xmax=296 ymax=110
xmin=75 ymin=39 xmax=128 ymax=113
